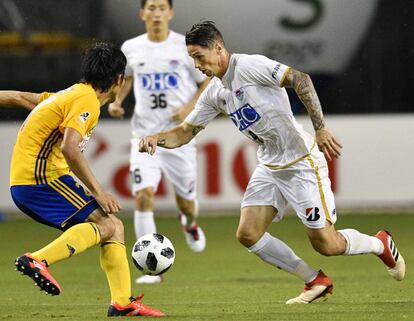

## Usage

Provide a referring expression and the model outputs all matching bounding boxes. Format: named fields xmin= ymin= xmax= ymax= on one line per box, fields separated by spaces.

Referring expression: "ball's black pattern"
xmin=146 ymin=252 xmax=158 ymax=271
xmin=161 ymin=247 xmax=174 ymax=259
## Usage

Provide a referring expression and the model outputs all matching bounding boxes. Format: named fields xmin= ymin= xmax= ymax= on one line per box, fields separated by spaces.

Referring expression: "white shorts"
xmin=130 ymin=138 xmax=197 ymax=200
xmin=241 ymin=149 xmax=337 ymax=229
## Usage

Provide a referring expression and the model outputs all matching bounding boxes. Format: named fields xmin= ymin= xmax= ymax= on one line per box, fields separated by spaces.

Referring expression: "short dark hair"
xmin=141 ymin=0 xmax=173 ymax=9
xmin=80 ymin=42 xmax=126 ymax=92
xmin=185 ymin=21 xmax=224 ymax=48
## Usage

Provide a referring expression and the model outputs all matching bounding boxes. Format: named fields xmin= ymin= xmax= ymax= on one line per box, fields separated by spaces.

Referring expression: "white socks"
xmin=249 ymin=232 xmax=318 ymax=283
xmin=338 ymin=229 xmax=383 ymax=255
xmin=134 ymin=210 xmax=156 ymax=239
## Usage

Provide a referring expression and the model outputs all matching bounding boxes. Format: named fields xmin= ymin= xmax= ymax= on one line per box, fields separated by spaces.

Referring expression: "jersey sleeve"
xmin=185 ymin=85 xmax=220 ymax=127
xmin=60 ymin=94 xmax=100 ymax=137
xmin=37 ymin=92 xmax=54 ymax=104
xmin=239 ymin=55 xmax=290 ymax=87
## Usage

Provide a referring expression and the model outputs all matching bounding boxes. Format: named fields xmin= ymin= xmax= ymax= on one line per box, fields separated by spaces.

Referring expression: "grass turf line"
xmin=0 ymin=213 xmax=413 ymax=321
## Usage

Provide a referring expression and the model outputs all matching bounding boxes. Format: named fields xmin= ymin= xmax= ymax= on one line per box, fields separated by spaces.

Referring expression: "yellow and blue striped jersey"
xmin=10 ymin=83 xmax=100 ymax=186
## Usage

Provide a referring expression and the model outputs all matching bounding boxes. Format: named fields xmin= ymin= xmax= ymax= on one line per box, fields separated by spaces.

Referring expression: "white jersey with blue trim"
xmin=122 ymin=30 xmax=206 ymax=137
xmin=185 ymin=53 xmax=315 ymax=167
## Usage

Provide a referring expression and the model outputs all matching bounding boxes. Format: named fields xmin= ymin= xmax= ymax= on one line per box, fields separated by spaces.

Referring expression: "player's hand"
xmin=315 ymin=128 xmax=343 ymax=161
xmin=95 ymin=191 xmax=122 ymax=214
xmin=139 ymin=136 xmax=158 ymax=155
xmin=171 ymin=105 xmax=190 ymax=123
xmin=108 ymin=102 xmax=125 ymax=119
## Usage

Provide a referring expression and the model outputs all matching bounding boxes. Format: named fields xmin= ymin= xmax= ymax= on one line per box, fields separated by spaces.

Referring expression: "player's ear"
xmin=168 ymin=8 xmax=174 ymax=20
xmin=118 ymin=74 xmax=125 ymax=87
xmin=215 ymin=42 xmax=222 ymax=55
xmin=139 ymin=9 xmax=145 ymax=21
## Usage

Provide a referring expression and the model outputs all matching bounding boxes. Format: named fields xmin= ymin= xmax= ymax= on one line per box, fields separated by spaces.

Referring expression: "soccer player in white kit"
xmin=139 ymin=21 xmax=406 ymax=303
xmin=108 ymin=0 xmax=209 ymax=284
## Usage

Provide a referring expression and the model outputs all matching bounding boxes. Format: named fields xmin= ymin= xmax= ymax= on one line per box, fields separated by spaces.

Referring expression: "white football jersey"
xmin=186 ymin=53 xmax=315 ymax=167
xmin=122 ymin=31 xmax=206 ymax=136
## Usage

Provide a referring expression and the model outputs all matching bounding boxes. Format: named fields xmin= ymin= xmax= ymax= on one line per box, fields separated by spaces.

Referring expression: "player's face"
xmin=107 ymin=74 xmax=125 ymax=103
xmin=140 ymin=0 xmax=173 ymax=34
xmin=187 ymin=43 xmax=224 ymax=78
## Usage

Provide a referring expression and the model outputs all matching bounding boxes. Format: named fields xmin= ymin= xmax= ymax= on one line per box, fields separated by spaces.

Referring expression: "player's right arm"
xmin=0 ymin=90 xmax=40 ymax=111
xmin=107 ymin=76 xmax=133 ymax=118
xmin=139 ymin=121 xmax=203 ymax=155
xmin=61 ymin=127 xmax=121 ymax=214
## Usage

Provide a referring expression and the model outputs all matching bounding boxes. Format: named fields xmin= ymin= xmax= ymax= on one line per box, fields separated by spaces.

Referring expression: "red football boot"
xmin=286 ymin=270 xmax=333 ymax=304
xmin=15 ymin=253 xmax=61 ymax=295
xmin=108 ymin=294 xmax=165 ymax=317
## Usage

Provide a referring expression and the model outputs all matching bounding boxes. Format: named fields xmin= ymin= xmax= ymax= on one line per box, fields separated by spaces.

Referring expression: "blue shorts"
xmin=11 ymin=175 xmax=100 ymax=230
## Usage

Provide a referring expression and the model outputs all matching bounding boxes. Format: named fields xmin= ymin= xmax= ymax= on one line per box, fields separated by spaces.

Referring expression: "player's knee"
xmin=236 ymin=225 xmax=261 ymax=247
xmin=95 ymin=216 xmax=116 ymax=242
xmin=110 ymin=215 xmax=125 ymax=242
xmin=136 ymin=189 xmax=154 ymax=210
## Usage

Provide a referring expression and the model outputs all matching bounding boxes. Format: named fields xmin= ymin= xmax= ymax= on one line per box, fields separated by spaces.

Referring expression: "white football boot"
xmin=179 ymin=213 xmax=206 ymax=253
xmin=286 ymin=270 xmax=333 ymax=304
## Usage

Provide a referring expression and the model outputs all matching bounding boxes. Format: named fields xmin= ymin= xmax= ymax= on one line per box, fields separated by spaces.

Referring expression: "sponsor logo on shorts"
xmin=306 ymin=207 xmax=321 ymax=222
xmin=188 ymin=181 xmax=195 ymax=194
xmin=229 ymin=103 xmax=261 ymax=131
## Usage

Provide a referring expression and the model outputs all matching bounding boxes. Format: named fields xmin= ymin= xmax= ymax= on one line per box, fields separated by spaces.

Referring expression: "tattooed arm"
xmin=139 ymin=122 xmax=203 ymax=155
xmin=281 ymin=68 xmax=342 ymax=160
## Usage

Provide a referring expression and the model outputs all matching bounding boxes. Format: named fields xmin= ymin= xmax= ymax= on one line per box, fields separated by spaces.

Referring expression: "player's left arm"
xmin=0 ymin=90 xmax=40 ymax=111
xmin=171 ymin=78 xmax=210 ymax=123
xmin=281 ymin=68 xmax=342 ymax=160
xmin=139 ymin=121 xmax=203 ymax=155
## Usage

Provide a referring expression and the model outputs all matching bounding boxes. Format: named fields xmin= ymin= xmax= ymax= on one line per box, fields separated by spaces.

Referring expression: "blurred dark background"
xmin=0 ymin=0 xmax=412 ymax=121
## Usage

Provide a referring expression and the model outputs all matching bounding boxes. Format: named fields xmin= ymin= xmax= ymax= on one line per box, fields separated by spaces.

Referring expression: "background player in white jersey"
xmin=139 ymin=21 xmax=406 ymax=303
xmin=108 ymin=0 xmax=209 ymax=284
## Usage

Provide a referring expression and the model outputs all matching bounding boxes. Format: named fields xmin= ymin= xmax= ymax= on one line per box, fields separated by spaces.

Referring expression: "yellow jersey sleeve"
xmin=37 ymin=92 xmax=55 ymax=104
xmin=60 ymin=94 xmax=100 ymax=137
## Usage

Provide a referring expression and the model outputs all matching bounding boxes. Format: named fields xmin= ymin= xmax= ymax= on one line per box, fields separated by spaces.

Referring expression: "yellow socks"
xmin=100 ymin=241 xmax=131 ymax=306
xmin=32 ymin=222 xmax=100 ymax=265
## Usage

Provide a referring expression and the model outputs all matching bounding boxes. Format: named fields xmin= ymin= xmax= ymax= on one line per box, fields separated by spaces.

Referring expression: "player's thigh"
xmin=241 ymin=164 xmax=287 ymax=222
xmin=10 ymin=175 xmax=100 ymax=230
xmin=158 ymin=144 xmax=197 ymax=200
xmin=277 ymin=153 xmax=337 ymax=229
xmin=130 ymin=138 xmax=162 ymax=194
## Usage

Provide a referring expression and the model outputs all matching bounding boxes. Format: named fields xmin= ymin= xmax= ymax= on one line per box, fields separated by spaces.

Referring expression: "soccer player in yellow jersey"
xmin=5 ymin=42 xmax=165 ymax=317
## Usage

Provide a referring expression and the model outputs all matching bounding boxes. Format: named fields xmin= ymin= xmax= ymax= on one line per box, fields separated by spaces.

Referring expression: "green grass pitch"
xmin=0 ymin=213 xmax=413 ymax=321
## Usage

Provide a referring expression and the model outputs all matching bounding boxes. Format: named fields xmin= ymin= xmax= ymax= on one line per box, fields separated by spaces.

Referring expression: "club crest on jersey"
xmin=138 ymin=72 xmax=179 ymax=91
xmin=306 ymin=207 xmax=321 ymax=222
xmin=229 ymin=103 xmax=261 ymax=131
xmin=79 ymin=112 xmax=90 ymax=123
xmin=169 ymin=59 xmax=179 ymax=68
xmin=235 ymin=88 xmax=244 ymax=101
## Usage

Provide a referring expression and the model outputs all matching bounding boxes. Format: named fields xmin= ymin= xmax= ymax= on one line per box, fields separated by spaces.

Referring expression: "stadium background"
xmin=0 ymin=2 xmax=413 ymax=321
xmin=0 ymin=0 xmax=413 ymax=215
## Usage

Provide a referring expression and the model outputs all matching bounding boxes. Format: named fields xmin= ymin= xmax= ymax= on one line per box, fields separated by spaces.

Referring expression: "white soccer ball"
xmin=131 ymin=233 xmax=175 ymax=275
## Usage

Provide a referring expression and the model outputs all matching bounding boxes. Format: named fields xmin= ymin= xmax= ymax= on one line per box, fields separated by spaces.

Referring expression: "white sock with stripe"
xmin=134 ymin=210 xmax=156 ymax=239
xmin=249 ymin=232 xmax=318 ymax=283
xmin=338 ymin=229 xmax=384 ymax=255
